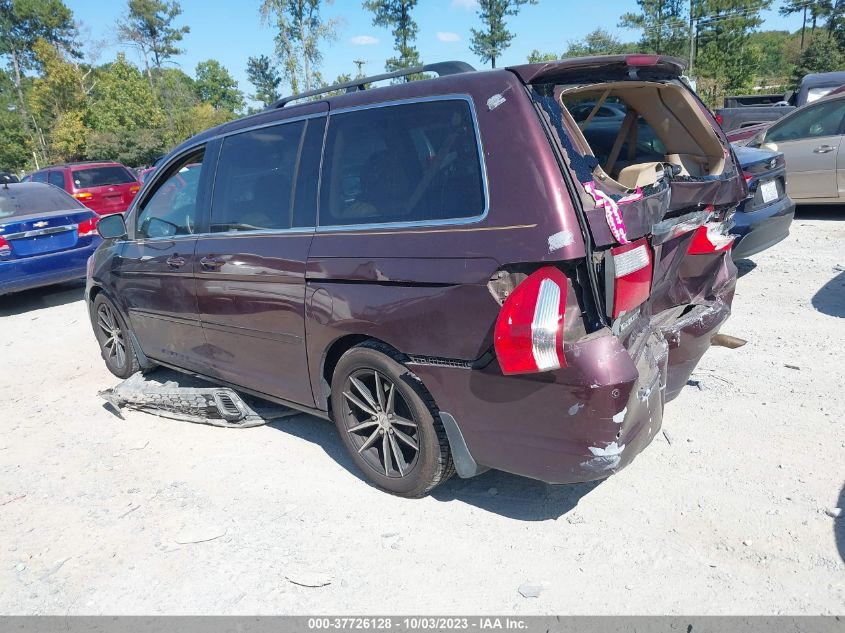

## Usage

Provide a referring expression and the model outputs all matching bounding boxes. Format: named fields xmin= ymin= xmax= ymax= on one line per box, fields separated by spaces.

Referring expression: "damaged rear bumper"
xmin=410 ymin=289 xmax=731 ymax=485
xmin=409 ymin=323 xmax=671 ymax=485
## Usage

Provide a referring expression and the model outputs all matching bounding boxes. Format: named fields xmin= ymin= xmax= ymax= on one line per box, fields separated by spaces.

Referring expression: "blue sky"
xmin=68 ymin=0 xmax=803 ymax=105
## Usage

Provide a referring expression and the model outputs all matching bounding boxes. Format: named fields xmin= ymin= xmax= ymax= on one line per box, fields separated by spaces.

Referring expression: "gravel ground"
xmin=0 ymin=208 xmax=843 ymax=615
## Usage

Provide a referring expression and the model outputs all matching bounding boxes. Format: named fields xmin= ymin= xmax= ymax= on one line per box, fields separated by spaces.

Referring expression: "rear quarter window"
xmin=319 ymin=99 xmax=485 ymax=227
xmin=72 ymin=165 xmax=135 ymax=188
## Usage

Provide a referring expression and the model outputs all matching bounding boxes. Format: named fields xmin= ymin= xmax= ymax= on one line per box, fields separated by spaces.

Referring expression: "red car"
xmin=30 ymin=162 xmax=140 ymax=215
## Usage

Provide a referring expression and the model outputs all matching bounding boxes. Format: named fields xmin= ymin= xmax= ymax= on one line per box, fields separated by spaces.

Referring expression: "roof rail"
xmin=268 ymin=61 xmax=476 ymax=109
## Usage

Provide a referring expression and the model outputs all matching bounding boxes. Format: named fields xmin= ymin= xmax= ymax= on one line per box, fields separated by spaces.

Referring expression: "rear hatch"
xmin=0 ymin=185 xmax=99 ymax=259
xmin=511 ymin=55 xmax=748 ymax=337
xmin=70 ymin=165 xmax=140 ymax=215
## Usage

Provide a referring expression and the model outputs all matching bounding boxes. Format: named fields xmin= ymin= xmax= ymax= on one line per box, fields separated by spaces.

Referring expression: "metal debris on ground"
xmin=711 ymin=333 xmax=747 ymax=349
xmin=99 ymin=372 xmax=298 ymax=428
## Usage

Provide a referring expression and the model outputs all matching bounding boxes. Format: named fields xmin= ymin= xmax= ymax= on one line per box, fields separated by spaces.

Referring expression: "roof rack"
xmin=268 ymin=61 xmax=476 ymax=109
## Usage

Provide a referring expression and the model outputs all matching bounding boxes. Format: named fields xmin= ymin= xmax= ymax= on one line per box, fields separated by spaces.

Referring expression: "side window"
xmin=210 ymin=120 xmax=305 ymax=232
xmin=31 ymin=171 xmax=47 ymax=183
xmin=767 ymin=100 xmax=845 ymax=143
xmin=136 ymin=149 xmax=205 ymax=239
xmin=48 ymin=171 xmax=65 ymax=188
xmin=319 ymin=99 xmax=485 ymax=227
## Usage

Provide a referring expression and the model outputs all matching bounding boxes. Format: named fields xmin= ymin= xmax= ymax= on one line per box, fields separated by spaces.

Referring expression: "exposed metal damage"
xmin=99 ymin=372 xmax=298 ymax=428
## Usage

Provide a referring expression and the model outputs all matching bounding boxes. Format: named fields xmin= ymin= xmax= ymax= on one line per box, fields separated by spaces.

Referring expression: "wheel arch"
xmin=319 ymin=334 xmax=402 ymax=413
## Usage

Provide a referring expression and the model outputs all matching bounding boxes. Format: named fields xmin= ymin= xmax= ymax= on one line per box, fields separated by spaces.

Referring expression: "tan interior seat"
xmin=616 ymin=162 xmax=666 ymax=189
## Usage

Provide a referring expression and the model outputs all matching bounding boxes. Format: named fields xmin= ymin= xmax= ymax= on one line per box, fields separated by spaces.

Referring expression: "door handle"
xmin=200 ymin=256 xmax=225 ymax=271
xmin=166 ymin=254 xmax=186 ymax=268
xmin=814 ymin=145 xmax=835 ymax=153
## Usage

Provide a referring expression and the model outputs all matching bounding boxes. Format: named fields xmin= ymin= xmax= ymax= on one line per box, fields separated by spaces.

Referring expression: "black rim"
xmin=341 ymin=369 xmax=420 ymax=479
xmin=96 ymin=303 xmax=127 ymax=369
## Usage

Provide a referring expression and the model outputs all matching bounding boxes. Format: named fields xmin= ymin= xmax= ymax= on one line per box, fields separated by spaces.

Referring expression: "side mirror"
xmin=97 ymin=213 xmax=127 ymax=239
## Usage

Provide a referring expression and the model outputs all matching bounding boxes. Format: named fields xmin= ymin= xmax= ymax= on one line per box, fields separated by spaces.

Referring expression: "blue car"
xmin=731 ymin=145 xmax=796 ymax=260
xmin=0 ymin=180 xmax=101 ymax=295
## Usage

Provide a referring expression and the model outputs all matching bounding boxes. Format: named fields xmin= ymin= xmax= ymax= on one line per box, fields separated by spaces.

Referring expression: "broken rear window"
xmin=532 ymin=81 xmax=729 ymax=191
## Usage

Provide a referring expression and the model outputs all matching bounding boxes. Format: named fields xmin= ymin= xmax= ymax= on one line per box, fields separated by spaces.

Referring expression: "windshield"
xmin=807 ymin=87 xmax=835 ymax=103
xmin=72 ymin=165 xmax=135 ymax=188
xmin=0 ymin=183 xmax=85 ymax=219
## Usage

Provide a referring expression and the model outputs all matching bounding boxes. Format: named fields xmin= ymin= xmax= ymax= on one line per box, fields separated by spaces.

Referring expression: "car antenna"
xmin=1 ymin=175 xmax=10 ymax=189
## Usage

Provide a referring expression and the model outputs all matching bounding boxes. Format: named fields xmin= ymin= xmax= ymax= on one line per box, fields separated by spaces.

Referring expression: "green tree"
xmin=363 ymin=0 xmax=421 ymax=72
xmin=563 ymin=28 xmax=639 ymax=57
xmin=0 ymin=0 xmax=78 ymax=167
xmin=618 ymin=0 xmax=689 ymax=57
xmin=469 ymin=0 xmax=537 ymax=69
xmin=527 ymin=49 xmax=559 ymax=62
xmin=87 ymin=53 xmax=165 ymax=133
xmin=246 ymin=54 xmax=282 ymax=106
xmin=261 ymin=0 xmax=339 ymax=94
xmin=692 ymin=0 xmax=771 ymax=93
xmin=748 ymin=29 xmax=793 ymax=82
xmin=780 ymin=0 xmax=827 ymax=49
xmin=118 ymin=0 xmax=190 ymax=85
xmin=85 ymin=127 xmax=164 ymax=166
xmin=194 ymin=59 xmax=244 ymax=112
xmin=791 ymin=31 xmax=845 ymax=86
xmin=28 ymin=37 xmax=89 ymax=161
xmin=0 ymin=70 xmax=30 ymax=171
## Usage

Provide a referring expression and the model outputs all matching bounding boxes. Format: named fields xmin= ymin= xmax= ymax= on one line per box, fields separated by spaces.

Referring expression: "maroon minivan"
xmin=31 ymin=162 xmax=140 ymax=215
xmin=87 ymin=56 xmax=747 ymax=497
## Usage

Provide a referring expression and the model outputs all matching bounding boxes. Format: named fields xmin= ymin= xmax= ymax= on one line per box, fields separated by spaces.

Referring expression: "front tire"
xmin=330 ymin=342 xmax=454 ymax=497
xmin=92 ymin=294 xmax=139 ymax=379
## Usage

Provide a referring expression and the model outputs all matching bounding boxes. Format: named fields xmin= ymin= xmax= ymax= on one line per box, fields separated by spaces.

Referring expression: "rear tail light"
xmin=715 ymin=113 xmax=724 ymax=127
xmin=688 ymin=225 xmax=734 ymax=254
xmin=77 ymin=217 xmax=98 ymax=237
xmin=129 ymin=185 xmax=140 ymax=194
xmin=608 ymin=238 xmax=652 ymax=319
xmin=743 ymin=172 xmax=754 ymax=185
xmin=494 ymin=266 xmax=569 ymax=375
xmin=73 ymin=192 xmax=92 ymax=200
xmin=0 ymin=235 xmax=10 ymax=257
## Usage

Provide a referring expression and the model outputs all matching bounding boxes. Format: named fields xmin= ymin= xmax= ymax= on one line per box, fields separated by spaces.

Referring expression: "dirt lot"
xmin=0 ymin=208 xmax=843 ymax=615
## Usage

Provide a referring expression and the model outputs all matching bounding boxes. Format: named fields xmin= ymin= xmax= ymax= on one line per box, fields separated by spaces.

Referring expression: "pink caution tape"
xmin=583 ymin=181 xmax=642 ymax=245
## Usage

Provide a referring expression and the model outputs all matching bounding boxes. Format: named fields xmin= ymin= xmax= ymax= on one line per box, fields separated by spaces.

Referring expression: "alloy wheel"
xmin=341 ymin=369 xmax=420 ymax=478
xmin=96 ymin=303 xmax=127 ymax=369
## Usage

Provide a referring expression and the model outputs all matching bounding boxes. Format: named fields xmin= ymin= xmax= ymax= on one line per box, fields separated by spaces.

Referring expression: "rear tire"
xmin=92 ymin=294 xmax=139 ymax=379
xmin=330 ymin=342 xmax=454 ymax=497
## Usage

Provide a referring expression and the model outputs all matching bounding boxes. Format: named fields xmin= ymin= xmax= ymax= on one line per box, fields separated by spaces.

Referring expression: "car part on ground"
xmin=100 ymin=371 xmax=298 ymax=428
xmin=730 ymin=144 xmax=795 ymax=260
xmin=0 ymin=182 xmax=101 ymax=295
xmin=86 ymin=54 xmax=749 ymax=495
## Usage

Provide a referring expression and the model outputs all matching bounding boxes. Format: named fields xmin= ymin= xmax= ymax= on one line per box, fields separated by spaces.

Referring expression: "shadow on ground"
xmin=0 ymin=280 xmax=85 ymax=317
xmin=812 ymin=271 xmax=845 ymax=318
xmin=106 ymin=369 xmax=601 ymax=522
xmin=275 ymin=411 xmax=600 ymax=521
xmin=794 ymin=205 xmax=845 ymax=220
xmin=735 ymin=259 xmax=757 ymax=278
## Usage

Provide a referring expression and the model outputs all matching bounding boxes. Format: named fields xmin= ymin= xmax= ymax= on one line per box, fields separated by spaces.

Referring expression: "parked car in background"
xmin=0 ymin=181 xmax=101 ymax=295
xmin=739 ymin=91 xmax=845 ymax=205
xmin=726 ymin=121 xmax=773 ymax=144
xmin=731 ymin=145 xmax=795 ymax=260
xmin=715 ymin=71 xmax=845 ymax=132
xmin=137 ymin=167 xmax=156 ymax=184
xmin=0 ymin=172 xmax=20 ymax=183
xmin=29 ymin=161 xmax=140 ymax=215
xmin=87 ymin=55 xmax=748 ymax=497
